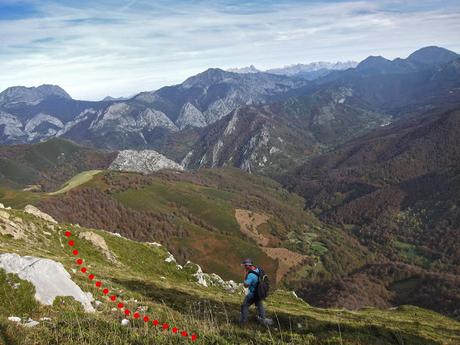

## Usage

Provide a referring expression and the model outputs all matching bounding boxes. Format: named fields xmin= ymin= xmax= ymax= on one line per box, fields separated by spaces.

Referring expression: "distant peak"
xmin=407 ymin=46 xmax=459 ymax=65
xmin=227 ymin=65 xmax=261 ymax=74
xmin=182 ymin=68 xmax=232 ymax=88
xmin=0 ymin=84 xmax=71 ymax=105
xmin=356 ymin=55 xmax=392 ymax=70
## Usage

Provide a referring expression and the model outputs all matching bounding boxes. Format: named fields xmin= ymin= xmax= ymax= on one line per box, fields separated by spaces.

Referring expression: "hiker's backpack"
xmin=250 ymin=268 xmax=270 ymax=300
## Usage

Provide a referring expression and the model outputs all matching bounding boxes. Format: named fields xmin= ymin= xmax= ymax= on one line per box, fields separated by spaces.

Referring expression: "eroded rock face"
xmin=78 ymin=231 xmax=117 ymax=263
xmin=24 ymin=205 xmax=58 ymax=224
xmin=0 ymin=253 xmax=94 ymax=312
xmin=109 ymin=150 xmax=183 ymax=174
xmin=0 ymin=209 xmax=26 ymax=239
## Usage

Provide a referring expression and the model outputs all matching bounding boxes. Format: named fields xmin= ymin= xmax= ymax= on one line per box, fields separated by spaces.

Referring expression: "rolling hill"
xmin=1 ymin=202 xmax=459 ymax=345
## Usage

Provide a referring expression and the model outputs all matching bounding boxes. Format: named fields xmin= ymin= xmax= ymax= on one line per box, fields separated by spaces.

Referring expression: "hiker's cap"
xmin=241 ymin=258 xmax=253 ymax=266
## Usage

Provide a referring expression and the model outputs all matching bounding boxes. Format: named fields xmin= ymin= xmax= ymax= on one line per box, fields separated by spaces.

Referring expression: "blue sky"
xmin=0 ymin=0 xmax=459 ymax=100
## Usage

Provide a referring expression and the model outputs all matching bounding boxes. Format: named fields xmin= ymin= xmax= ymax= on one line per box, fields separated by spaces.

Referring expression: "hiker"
xmin=239 ymin=258 xmax=269 ymax=324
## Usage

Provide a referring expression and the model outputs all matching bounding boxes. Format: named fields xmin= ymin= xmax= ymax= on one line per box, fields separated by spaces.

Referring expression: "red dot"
xmin=103 ymin=288 xmax=109 ymax=295
xmin=68 ymin=240 xmax=74 ymax=247
xmin=117 ymin=303 xmax=124 ymax=309
xmin=162 ymin=323 xmax=169 ymax=330
xmin=88 ymin=274 xmax=95 ymax=280
xmin=153 ymin=320 xmax=159 ymax=326
xmin=181 ymin=331 xmax=188 ymax=337
xmin=76 ymin=259 xmax=83 ymax=265
xmin=191 ymin=334 xmax=198 ymax=341
xmin=81 ymin=267 xmax=87 ymax=273
xmin=95 ymin=281 xmax=102 ymax=287
xmin=143 ymin=316 xmax=149 ymax=322
xmin=65 ymin=231 xmax=71 ymax=237
xmin=133 ymin=312 xmax=140 ymax=319
xmin=72 ymin=249 xmax=79 ymax=255
xmin=110 ymin=295 xmax=116 ymax=301
xmin=124 ymin=309 xmax=131 ymax=316
xmin=172 ymin=327 xmax=178 ymax=333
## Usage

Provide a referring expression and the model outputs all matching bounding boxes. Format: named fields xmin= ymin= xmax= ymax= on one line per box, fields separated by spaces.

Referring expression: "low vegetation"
xmin=0 ymin=208 xmax=459 ymax=345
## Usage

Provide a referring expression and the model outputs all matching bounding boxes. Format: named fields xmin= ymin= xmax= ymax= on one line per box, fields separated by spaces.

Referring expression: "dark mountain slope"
xmin=0 ymin=138 xmax=115 ymax=191
xmin=282 ymin=106 xmax=460 ymax=317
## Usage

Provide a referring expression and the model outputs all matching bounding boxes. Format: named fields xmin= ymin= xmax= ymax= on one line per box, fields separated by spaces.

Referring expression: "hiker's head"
xmin=241 ymin=258 xmax=255 ymax=271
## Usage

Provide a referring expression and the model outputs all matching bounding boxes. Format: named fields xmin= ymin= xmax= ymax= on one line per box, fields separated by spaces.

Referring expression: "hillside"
xmin=25 ymin=168 xmax=369 ymax=286
xmin=182 ymin=86 xmax=390 ymax=176
xmin=283 ymin=106 xmax=460 ymax=317
xmin=1 ymin=204 xmax=459 ymax=345
xmin=0 ymin=139 xmax=115 ymax=192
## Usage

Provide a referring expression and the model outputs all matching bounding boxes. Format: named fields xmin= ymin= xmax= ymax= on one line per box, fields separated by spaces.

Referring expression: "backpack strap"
xmin=245 ymin=269 xmax=260 ymax=279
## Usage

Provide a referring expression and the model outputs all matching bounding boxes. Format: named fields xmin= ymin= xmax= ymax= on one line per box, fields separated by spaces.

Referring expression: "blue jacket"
xmin=244 ymin=268 xmax=260 ymax=297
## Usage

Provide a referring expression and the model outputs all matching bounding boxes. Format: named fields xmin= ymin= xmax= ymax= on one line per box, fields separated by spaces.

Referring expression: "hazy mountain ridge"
xmin=0 ymin=69 xmax=308 ymax=148
xmin=227 ymin=61 xmax=358 ymax=79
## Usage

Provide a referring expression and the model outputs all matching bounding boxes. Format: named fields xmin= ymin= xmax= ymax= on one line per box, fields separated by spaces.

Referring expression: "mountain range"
xmin=1 ymin=47 xmax=459 ymax=175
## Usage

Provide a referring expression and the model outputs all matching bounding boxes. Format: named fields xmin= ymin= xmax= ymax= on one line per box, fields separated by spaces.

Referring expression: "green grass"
xmin=49 ymin=170 xmax=103 ymax=195
xmin=394 ymin=240 xmax=433 ymax=268
xmin=114 ymin=179 xmax=240 ymax=234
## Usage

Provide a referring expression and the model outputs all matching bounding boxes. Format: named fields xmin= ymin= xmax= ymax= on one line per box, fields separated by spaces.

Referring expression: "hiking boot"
xmin=257 ymin=316 xmax=274 ymax=326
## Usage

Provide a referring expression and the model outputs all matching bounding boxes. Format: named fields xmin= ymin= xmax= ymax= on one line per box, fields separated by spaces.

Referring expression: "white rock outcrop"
xmin=186 ymin=262 xmax=241 ymax=293
xmin=0 ymin=253 xmax=94 ymax=312
xmin=24 ymin=205 xmax=57 ymax=224
xmin=109 ymin=150 xmax=184 ymax=174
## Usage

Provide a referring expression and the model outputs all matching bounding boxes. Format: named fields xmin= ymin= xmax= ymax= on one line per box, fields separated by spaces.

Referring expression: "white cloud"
xmin=0 ymin=0 xmax=459 ymax=100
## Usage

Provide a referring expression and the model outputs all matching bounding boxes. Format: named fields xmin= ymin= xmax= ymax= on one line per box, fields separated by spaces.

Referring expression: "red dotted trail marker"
xmin=65 ymin=230 xmax=198 ymax=341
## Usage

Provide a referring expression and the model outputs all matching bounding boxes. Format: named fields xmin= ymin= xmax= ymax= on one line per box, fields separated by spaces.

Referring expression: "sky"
xmin=0 ymin=0 xmax=459 ymax=100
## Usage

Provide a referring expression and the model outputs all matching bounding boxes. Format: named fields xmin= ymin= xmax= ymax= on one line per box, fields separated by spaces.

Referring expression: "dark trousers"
xmin=240 ymin=294 xmax=265 ymax=323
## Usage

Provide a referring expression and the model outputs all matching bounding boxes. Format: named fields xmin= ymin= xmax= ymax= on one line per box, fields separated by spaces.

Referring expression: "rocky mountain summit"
xmin=0 ymin=85 xmax=71 ymax=106
xmin=109 ymin=150 xmax=183 ymax=173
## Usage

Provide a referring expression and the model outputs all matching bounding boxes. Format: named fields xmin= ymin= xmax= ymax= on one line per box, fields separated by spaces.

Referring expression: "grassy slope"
xmin=0 ymin=208 xmax=459 ymax=345
xmin=48 ymin=170 xmax=102 ymax=195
